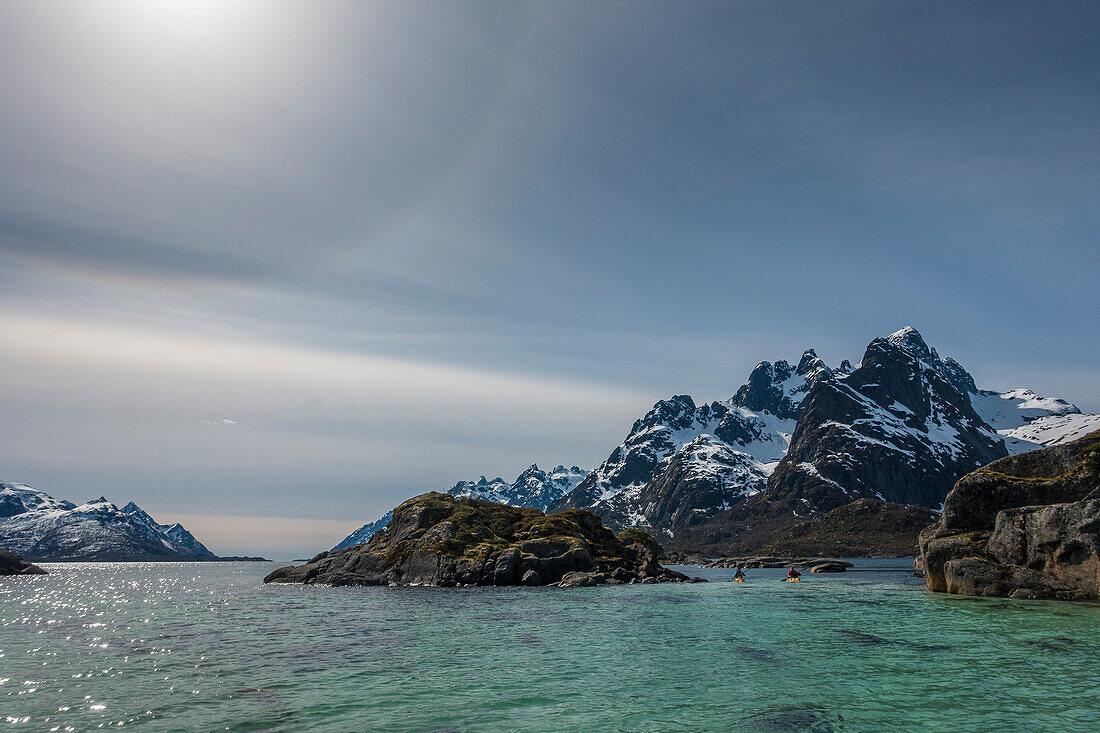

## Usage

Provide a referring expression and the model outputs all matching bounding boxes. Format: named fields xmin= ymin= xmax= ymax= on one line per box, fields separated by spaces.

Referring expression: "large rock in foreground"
xmin=265 ymin=493 xmax=696 ymax=587
xmin=0 ymin=549 xmax=47 ymax=576
xmin=919 ymin=430 xmax=1100 ymax=600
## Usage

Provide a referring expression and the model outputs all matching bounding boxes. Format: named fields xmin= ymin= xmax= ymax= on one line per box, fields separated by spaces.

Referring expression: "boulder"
xmin=809 ymin=561 xmax=847 ymax=573
xmin=558 ymin=571 xmax=605 ymax=588
xmin=919 ymin=431 xmax=1100 ymax=600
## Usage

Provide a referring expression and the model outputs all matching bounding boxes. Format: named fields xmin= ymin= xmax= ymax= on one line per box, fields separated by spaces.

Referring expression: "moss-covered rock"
xmin=265 ymin=493 xmax=697 ymax=587
xmin=919 ymin=430 xmax=1100 ymax=600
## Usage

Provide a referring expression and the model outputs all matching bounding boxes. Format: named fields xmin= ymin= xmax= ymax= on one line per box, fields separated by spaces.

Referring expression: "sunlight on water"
xmin=1 ymin=561 xmax=1098 ymax=732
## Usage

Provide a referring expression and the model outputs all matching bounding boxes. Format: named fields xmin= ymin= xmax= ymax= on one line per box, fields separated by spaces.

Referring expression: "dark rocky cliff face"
xmin=919 ymin=430 xmax=1100 ymax=600
xmin=766 ymin=330 xmax=1006 ymax=512
xmin=266 ymin=493 xmax=696 ymax=587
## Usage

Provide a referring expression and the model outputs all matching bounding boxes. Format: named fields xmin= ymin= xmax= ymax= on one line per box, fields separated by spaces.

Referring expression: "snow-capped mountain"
xmin=332 ymin=464 xmax=587 ymax=550
xmin=0 ymin=482 xmax=215 ymax=561
xmin=765 ymin=327 xmax=1006 ymax=512
xmin=549 ymin=326 xmax=1098 ymax=551
xmin=549 ymin=349 xmax=840 ymax=529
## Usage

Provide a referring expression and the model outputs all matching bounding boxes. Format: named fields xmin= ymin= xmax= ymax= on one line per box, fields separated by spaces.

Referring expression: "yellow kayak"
xmin=786 ymin=577 xmax=800 ymax=582
xmin=734 ymin=577 xmax=745 ymax=583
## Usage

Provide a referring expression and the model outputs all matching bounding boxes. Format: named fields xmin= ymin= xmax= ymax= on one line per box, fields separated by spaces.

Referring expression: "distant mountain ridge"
xmin=333 ymin=464 xmax=587 ymax=550
xmin=0 ymin=481 xmax=216 ymax=561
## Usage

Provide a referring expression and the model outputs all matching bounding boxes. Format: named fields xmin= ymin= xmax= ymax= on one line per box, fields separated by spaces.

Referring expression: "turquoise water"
xmin=2 ymin=561 xmax=1099 ymax=732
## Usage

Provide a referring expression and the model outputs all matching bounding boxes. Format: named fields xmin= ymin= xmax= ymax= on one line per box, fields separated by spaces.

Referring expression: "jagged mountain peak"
xmin=867 ymin=326 xmax=978 ymax=398
xmin=732 ymin=350 xmax=835 ymax=421
xmin=796 ymin=349 xmax=826 ymax=376
xmin=631 ymin=394 xmax=700 ymax=434
xmin=886 ymin=325 xmax=931 ymax=358
xmin=768 ymin=329 xmax=1007 ymax=512
xmin=0 ymin=481 xmax=76 ymax=517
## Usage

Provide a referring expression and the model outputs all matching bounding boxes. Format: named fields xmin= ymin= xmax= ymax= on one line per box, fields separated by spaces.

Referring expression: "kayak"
xmin=734 ymin=577 xmax=745 ymax=583
xmin=785 ymin=577 xmax=801 ymax=582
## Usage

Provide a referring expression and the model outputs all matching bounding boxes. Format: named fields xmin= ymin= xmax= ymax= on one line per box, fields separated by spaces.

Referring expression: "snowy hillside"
xmin=969 ymin=388 xmax=1094 ymax=454
xmin=999 ymin=413 xmax=1100 ymax=452
xmin=0 ymin=482 xmax=215 ymax=561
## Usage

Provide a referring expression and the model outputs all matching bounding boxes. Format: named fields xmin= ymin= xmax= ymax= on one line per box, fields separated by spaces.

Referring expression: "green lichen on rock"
xmin=265 ymin=493 xmax=699 ymax=588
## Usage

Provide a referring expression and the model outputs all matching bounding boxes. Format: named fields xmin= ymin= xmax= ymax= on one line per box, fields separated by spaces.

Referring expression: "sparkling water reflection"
xmin=1 ymin=561 xmax=1098 ymax=731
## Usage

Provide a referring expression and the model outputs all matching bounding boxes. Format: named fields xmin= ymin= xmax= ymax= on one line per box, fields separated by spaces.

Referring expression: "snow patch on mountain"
xmin=551 ymin=348 xmax=835 ymax=531
xmin=1000 ymin=413 xmax=1100 ymax=453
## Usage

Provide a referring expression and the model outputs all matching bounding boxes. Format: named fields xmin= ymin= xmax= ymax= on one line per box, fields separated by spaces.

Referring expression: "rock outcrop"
xmin=919 ymin=430 xmax=1100 ymax=600
xmin=266 ymin=493 xmax=699 ymax=587
xmin=0 ymin=549 xmax=47 ymax=576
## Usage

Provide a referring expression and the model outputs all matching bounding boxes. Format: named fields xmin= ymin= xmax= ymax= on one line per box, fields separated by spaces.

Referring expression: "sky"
xmin=1 ymin=1 xmax=1097 ymax=559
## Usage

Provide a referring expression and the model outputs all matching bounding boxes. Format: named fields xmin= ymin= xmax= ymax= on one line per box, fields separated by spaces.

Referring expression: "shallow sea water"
xmin=2 ymin=560 xmax=1099 ymax=732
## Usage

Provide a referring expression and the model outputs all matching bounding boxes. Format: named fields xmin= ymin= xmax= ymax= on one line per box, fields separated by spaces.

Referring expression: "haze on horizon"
xmin=1 ymin=1 xmax=1097 ymax=559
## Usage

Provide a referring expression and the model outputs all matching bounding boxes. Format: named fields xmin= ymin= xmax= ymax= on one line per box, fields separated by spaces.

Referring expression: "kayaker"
xmin=733 ymin=567 xmax=745 ymax=582
xmin=786 ymin=566 xmax=801 ymax=581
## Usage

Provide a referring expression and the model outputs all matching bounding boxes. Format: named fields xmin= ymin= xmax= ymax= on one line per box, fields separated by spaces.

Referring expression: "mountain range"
xmin=550 ymin=326 xmax=1096 ymax=555
xmin=0 ymin=481 xmax=216 ymax=561
xmin=340 ymin=326 xmax=1097 ymax=557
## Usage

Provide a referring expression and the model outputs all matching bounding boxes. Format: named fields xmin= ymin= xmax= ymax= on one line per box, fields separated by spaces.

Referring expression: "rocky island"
xmin=0 ymin=549 xmax=47 ymax=576
xmin=920 ymin=430 xmax=1100 ymax=600
xmin=265 ymin=492 xmax=700 ymax=587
